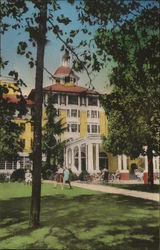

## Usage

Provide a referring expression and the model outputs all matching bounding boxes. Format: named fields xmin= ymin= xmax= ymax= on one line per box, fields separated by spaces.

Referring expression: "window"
xmin=91 ymin=110 xmax=97 ymax=118
xmin=88 ymin=97 xmax=98 ymax=106
xmin=71 ymin=124 xmax=77 ymax=132
xmin=78 ymin=124 xmax=80 ymax=133
xmin=87 ymin=111 xmax=90 ymax=118
xmin=80 ymin=96 xmax=86 ymax=106
xmin=87 ymin=125 xmax=90 ymax=133
xmin=92 ymin=125 xmax=97 ymax=133
xmin=67 ymin=109 xmax=70 ymax=117
xmin=68 ymin=95 xmax=78 ymax=105
xmin=71 ymin=109 xmax=77 ymax=117
xmin=52 ymin=94 xmax=58 ymax=104
xmin=56 ymin=78 xmax=60 ymax=83
xmin=67 ymin=124 xmax=70 ymax=132
xmin=65 ymin=76 xmax=70 ymax=83
xmin=60 ymin=95 xmax=66 ymax=105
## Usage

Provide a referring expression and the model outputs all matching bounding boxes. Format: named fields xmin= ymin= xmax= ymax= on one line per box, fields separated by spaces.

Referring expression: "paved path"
xmin=44 ymin=180 xmax=159 ymax=202
xmin=71 ymin=182 xmax=159 ymax=202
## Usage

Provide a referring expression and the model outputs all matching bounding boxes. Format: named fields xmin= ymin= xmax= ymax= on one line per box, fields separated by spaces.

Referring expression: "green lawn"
xmin=105 ymin=183 xmax=160 ymax=193
xmin=0 ymin=183 xmax=159 ymax=250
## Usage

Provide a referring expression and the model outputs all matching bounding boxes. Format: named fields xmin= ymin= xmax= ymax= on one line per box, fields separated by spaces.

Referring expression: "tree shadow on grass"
xmin=0 ymin=193 xmax=159 ymax=250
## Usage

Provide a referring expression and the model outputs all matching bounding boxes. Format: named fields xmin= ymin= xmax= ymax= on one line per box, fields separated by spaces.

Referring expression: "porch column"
xmin=118 ymin=155 xmax=122 ymax=171
xmin=65 ymin=149 xmax=68 ymax=168
xmin=78 ymin=145 xmax=81 ymax=172
xmin=96 ymin=144 xmax=99 ymax=172
xmin=88 ymin=143 xmax=93 ymax=173
xmin=156 ymin=156 xmax=159 ymax=173
xmin=71 ymin=147 xmax=74 ymax=170
xmin=120 ymin=154 xmax=129 ymax=180
xmin=153 ymin=156 xmax=159 ymax=180
xmin=144 ymin=155 xmax=148 ymax=184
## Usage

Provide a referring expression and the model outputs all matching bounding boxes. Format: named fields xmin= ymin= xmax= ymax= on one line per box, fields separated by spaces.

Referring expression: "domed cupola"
xmin=53 ymin=50 xmax=79 ymax=86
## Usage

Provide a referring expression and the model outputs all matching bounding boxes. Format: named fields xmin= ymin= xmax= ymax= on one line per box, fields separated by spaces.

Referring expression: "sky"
xmin=1 ymin=1 xmax=112 ymax=96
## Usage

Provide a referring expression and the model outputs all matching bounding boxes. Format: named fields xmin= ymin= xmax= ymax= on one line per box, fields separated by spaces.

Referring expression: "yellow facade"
xmin=15 ymin=118 xmax=33 ymax=153
xmin=80 ymin=111 xmax=87 ymax=137
xmin=100 ymin=112 xmax=108 ymax=136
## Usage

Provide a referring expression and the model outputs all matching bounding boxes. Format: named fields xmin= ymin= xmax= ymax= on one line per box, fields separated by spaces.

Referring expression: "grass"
xmin=0 ymin=182 xmax=159 ymax=250
xmin=105 ymin=183 xmax=160 ymax=193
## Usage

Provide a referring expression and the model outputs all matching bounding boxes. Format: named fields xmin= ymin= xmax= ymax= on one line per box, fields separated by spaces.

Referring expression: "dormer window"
xmin=52 ymin=94 xmax=58 ymax=104
xmin=60 ymin=94 xmax=66 ymax=105
xmin=65 ymin=76 xmax=70 ymax=83
xmin=68 ymin=95 xmax=78 ymax=105
xmin=56 ymin=78 xmax=60 ymax=83
xmin=88 ymin=96 xmax=98 ymax=106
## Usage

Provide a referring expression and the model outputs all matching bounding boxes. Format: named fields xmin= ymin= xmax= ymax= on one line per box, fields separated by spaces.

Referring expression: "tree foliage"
xmin=42 ymin=92 xmax=66 ymax=170
xmin=0 ymin=74 xmax=27 ymax=161
xmin=96 ymin=3 xmax=159 ymax=186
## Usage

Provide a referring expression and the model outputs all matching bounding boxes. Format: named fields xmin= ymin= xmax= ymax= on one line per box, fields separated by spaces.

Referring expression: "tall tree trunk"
xmin=147 ymin=145 xmax=154 ymax=187
xmin=30 ymin=2 xmax=47 ymax=228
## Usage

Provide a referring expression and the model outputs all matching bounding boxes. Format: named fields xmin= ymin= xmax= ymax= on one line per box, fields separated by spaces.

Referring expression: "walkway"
xmin=45 ymin=180 xmax=159 ymax=202
xmin=71 ymin=182 xmax=159 ymax=202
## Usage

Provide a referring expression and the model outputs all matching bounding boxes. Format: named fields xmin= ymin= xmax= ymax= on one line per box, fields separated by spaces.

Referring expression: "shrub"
xmin=69 ymin=171 xmax=78 ymax=181
xmin=0 ymin=174 xmax=6 ymax=183
xmin=10 ymin=169 xmax=25 ymax=182
xmin=78 ymin=170 xmax=90 ymax=181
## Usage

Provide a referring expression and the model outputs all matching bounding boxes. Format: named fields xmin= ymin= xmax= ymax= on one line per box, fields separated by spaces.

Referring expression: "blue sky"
xmin=2 ymin=1 xmax=111 ymax=95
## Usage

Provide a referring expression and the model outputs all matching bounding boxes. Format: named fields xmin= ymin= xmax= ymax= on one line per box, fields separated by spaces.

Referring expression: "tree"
xmin=42 ymin=92 xmax=66 ymax=170
xmin=1 ymin=0 xmax=87 ymax=228
xmin=95 ymin=4 xmax=159 ymax=186
xmin=0 ymin=74 xmax=27 ymax=162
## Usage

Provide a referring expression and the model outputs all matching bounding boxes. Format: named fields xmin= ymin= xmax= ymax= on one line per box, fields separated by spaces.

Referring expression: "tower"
xmin=53 ymin=50 xmax=79 ymax=85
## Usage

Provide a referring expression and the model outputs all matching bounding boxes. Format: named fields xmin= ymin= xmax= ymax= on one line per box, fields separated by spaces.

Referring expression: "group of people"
xmin=54 ymin=164 xmax=72 ymax=190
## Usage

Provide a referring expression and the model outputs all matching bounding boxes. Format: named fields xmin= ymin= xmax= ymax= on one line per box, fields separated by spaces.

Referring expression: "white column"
xmin=118 ymin=155 xmax=122 ymax=171
xmin=65 ymin=149 xmax=67 ymax=168
xmin=156 ymin=156 xmax=159 ymax=173
xmin=153 ymin=156 xmax=156 ymax=172
xmin=96 ymin=144 xmax=99 ymax=171
xmin=78 ymin=145 xmax=81 ymax=172
xmin=122 ymin=155 xmax=127 ymax=170
xmin=145 ymin=155 xmax=148 ymax=172
xmin=88 ymin=143 xmax=93 ymax=173
xmin=71 ymin=147 xmax=74 ymax=169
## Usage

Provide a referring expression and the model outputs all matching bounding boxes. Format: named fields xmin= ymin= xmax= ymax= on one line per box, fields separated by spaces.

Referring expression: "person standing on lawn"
xmin=62 ymin=167 xmax=72 ymax=190
xmin=54 ymin=164 xmax=63 ymax=188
